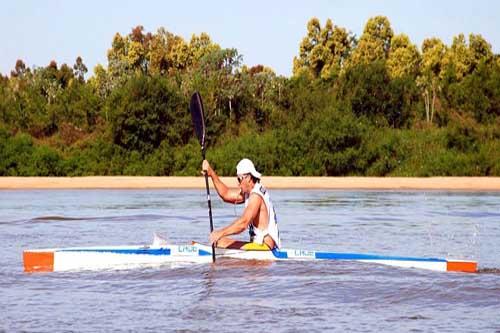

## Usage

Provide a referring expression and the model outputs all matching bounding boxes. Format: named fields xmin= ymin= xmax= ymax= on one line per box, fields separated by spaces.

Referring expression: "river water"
xmin=1 ymin=189 xmax=499 ymax=332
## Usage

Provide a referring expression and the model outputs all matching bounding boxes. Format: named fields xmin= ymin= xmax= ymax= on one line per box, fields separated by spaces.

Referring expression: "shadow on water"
xmin=386 ymin=314 xmax=431 ymax=322
xmin=0 ymin=214 xmax=197 ymax=225
xmin=33 ymin=216 xmax=89 ymax=221
xmin=478 ymin=267 xmax=500 ymax=275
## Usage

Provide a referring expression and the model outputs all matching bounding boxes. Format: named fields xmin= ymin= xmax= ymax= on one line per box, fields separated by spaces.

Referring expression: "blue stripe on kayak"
xmin=272 ymin=248 xmax=288 ymax=259
xmin=314 ymin=251 xmax=446 ymax=262
xmin=56 ymin=247 xmax=446 ymax=262
xmin=59 ymin=248 xmax=172 ymax=256
xmin=198 ymin=249 xmax=212 ymax=256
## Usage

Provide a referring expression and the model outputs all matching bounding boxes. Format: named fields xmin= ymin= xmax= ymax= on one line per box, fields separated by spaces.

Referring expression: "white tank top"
xmin=244 ymin=183 xmax=281 ymax=249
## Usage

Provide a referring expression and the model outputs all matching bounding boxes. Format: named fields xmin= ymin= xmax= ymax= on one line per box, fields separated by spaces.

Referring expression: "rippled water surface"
xmin=1 ymin=189 xmax=499 ymax=332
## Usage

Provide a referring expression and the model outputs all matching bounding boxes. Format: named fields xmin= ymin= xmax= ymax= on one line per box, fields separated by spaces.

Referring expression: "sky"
xmin=1 ymin=0 xmax=498 ymax=78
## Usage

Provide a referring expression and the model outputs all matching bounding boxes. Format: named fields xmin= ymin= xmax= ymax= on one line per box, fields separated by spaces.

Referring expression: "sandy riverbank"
xmin=1 ymin=176 xmax=500 ymax=191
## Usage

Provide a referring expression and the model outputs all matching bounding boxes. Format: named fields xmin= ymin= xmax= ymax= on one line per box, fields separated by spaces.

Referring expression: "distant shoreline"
xmin=1 ymin=176 xmax=500 ymax=191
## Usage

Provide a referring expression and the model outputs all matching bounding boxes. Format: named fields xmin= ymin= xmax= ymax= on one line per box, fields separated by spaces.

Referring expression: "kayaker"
xmin=202 ymin=158 xmax=281 ymax=250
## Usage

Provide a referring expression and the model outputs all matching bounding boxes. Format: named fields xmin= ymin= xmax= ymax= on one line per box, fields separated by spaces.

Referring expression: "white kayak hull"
xmin=23 ymin=242 xmax=477 ymax=273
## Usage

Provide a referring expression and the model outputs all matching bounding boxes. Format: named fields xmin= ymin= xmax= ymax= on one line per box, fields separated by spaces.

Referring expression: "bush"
xmin=445 ymin=120 xmax=480 ymax=153
xmin=63 ymin=139 xmax=128 ymax=175
xmin=27 ymin=145 xmax=64 ymax=176
xmin=444 ymin=61 xmax=500 ymax=123
xmin=107 ymin=75 xmax=189 ymax=153
xmin=0 ymin=132 xmax=35 ymax=175
xmin=172 ymin=141 xmax=202 ymax=176
xmin=206 ymin=107 xmax=370 ymax=176
xmin=364 ymin=130 xmax=406 ymax=176
xmin=0 ymin=131 xmax=65 ymax=176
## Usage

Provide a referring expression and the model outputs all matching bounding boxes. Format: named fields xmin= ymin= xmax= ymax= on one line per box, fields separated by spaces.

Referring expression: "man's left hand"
xmin=209 ymin=230 xmax=223 ymax=246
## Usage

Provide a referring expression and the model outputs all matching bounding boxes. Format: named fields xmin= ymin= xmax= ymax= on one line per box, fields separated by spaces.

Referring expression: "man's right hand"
xmin=202 ymin=160 xmax=213 ymax=177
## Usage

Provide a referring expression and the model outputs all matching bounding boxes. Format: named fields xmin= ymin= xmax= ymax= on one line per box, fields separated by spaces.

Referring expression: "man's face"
xmin=237 ymin=174 xmax=252 ymax=193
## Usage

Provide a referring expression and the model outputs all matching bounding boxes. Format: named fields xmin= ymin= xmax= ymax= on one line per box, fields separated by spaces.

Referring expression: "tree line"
xmin=0 ymin=16 xmax=499 ymax=176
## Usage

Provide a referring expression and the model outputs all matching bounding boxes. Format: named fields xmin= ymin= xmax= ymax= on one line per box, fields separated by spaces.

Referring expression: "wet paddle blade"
xmin=189 ymin=92 xmax=206 ymax=149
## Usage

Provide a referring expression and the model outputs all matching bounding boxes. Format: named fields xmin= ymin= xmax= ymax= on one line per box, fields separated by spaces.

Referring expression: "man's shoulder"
xmin=248 ymin=191 xmax=264 ymax=204
xmin=251 ymin=183 xmax=267 ymax=195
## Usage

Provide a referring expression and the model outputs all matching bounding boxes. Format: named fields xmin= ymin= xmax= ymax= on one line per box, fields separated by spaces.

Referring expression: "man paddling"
xmin=202 ymin=158 xmax=281 ymax=250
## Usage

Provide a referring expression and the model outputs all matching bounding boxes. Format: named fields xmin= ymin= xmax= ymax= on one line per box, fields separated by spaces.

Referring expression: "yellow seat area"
xmin=241 ymin=242 xmax=271 ymax=251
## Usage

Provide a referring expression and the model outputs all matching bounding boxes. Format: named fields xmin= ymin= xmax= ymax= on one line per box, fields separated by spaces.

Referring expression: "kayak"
xmin=23 ymin=239 xmax=477 ymax=273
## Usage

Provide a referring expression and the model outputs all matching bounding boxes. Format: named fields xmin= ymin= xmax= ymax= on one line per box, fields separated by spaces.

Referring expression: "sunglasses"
xmin=237 ymin=174 xmax=249 ymax=184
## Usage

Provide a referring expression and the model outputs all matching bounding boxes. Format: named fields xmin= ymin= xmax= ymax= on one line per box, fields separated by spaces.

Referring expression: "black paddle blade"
xmin=189 ymin=92 xmax=206 ymax=149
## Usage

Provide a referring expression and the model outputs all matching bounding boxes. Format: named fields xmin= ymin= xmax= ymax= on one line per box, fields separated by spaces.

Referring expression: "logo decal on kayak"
xmin=289 ymin=250 xmax=315 ymax=258
xmin=177 ymin=245 xmax=198 ymax=254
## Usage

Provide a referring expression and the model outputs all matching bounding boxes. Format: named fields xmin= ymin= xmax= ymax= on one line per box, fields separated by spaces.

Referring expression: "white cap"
xmin=236 ymin=158 xmax=261 ymax=179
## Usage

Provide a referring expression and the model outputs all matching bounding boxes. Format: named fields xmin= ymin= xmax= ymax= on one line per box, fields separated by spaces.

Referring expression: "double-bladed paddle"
xmin=189 ymin=92 xmax=216 ymax=263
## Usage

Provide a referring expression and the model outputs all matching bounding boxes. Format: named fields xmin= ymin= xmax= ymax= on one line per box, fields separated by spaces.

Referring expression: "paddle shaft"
xmin=202 ymin=149 xmax=216 ymax=262
xmin=190 ymin=91 xmax=216 ymax=263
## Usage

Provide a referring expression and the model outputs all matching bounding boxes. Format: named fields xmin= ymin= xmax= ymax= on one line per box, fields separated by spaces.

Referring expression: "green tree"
xmin=188 ymin=33 xmax=221 ymax=67
xmin=0 ymin=75 xmax=13 ymax=127
xmin=184 ymin=47 xmax=243 ymax=142
xmin=20 ymin=61 xmax=78 ymax=137
xmin=107 ymin=75 xmax=188 ymax=152
xmin=469 ymin=34 xmax=493 ymax=72
xmin=440 ymin=33 xmax=492 ymax=84
xmin=88 ymin=64 xmax=112 ymax=101
xmin=349 ymin=16 xmax=393 ymax=66
xmin=293 ymin=18 xmax=354 ymax=80
xmin=0 ymin=132 xmax=34 ymax=175
xmin=447 ymin=60 xmax=500 ymax=122
xmin=107 ymin=32 xmax=132 ymax=83
xmin=417 ymin=37 xmax=447 ymax=123
xmin=338 ymin=60 xmax=414 ymax=128
xmin=147 ymin=28 xmax=170 ymax=75
xmin=386 ymin=34 xmax=420 ymax=79
xmin=59 ymin=80 xmax=100 ymax=132
xmin=442 ymin=34 xmax=471 ymax=82
xmin=236 ymin=65 xmax=281 ymax=129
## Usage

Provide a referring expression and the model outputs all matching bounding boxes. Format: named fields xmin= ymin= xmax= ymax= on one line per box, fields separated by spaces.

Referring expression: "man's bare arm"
xmin=203 ymin=160 xmax=244 ymax=204
xmin=210 ymin=194 xmax=261 ymax=244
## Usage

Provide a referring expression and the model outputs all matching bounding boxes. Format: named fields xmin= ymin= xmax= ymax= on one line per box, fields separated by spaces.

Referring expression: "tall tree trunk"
xmin=430 ymin=84 xmax=436 ymax=123
xmin=424 ymin=89 xmax=430 ymax=123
